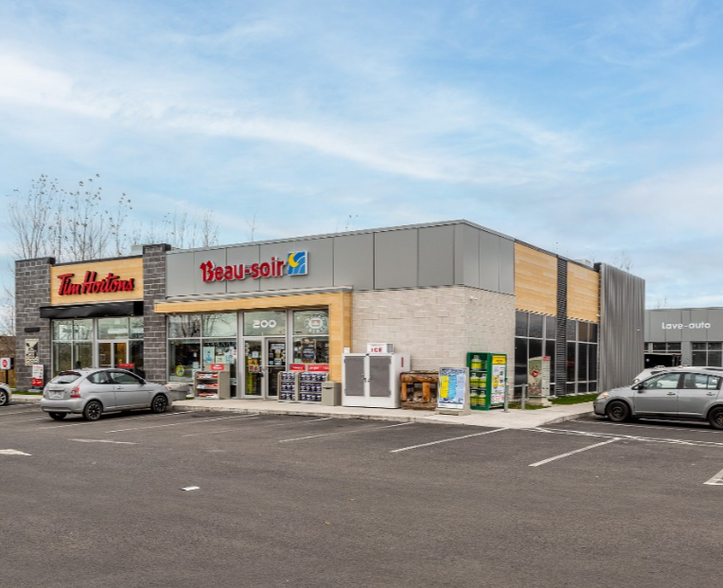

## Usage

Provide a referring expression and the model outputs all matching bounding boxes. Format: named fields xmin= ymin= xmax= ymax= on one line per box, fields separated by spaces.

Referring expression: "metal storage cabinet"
xmin=342 ymin=353 xmax=410 ymax=409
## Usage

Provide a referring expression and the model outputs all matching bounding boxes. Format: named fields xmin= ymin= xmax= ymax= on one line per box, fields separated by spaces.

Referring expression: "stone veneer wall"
xmin=15 ymin=257 xmax=54 ymax=389
xmin=352 ymin=286 xmax=516 ymax=372
xmin=143 ymin=244 xmax=171 ymax=383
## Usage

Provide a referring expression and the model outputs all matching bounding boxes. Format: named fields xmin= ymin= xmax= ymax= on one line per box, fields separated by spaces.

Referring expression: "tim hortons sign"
xmin=56 ymin=271 xmax=136 ymax=296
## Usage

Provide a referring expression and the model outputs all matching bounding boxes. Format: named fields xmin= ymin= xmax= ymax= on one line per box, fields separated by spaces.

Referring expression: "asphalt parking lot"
xmin=1 ymin=404 xmax=722 ymax=588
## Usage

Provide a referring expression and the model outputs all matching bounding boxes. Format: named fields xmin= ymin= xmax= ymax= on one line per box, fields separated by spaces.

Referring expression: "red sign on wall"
xmin=308 ymin=364 xmax=330 ymax=372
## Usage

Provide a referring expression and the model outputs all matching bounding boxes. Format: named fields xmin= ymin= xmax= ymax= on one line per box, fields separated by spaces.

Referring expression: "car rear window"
xmin=49 ymin=371 xmax=82 ymax=384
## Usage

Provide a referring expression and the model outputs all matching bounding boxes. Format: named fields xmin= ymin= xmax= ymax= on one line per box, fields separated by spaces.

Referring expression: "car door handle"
xmin=666 ymin=392 xmax=676 ymax=396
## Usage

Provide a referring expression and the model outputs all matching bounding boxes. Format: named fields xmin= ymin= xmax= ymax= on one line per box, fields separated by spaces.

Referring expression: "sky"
xmin=0 ymin=0 xmax=721 ymax=309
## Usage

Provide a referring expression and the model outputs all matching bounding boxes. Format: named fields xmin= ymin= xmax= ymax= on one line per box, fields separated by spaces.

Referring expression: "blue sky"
xmin=1 ymin=0 xmax=721 ymax=308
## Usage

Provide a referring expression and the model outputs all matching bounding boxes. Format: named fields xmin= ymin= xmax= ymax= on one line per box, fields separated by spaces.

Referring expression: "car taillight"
xmin=70 ymin=386 xmax=81 ymax=398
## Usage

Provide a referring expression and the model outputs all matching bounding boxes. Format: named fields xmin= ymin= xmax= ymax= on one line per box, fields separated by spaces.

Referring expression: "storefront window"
xmin=169 ymin=312 xmax=238 ymax=384
xmin=51 ymin=318 xmax=96 ymax=376
xmin=98 ymin=317 xmax=129 ymax=339
xmin=53 ymin=320 xmax=73 ymax=342
xmin=243 ymin=311 xmax=286 ymax=336
xmin=169 ymin=314 xmax=201 ymax=338
xmin=130 ymin=317 xmax=144 ymax=339
xmin=293 ymin=337 xmax=330 ymax=365
xmin=293 ymin=310 xmax=329 ymax=336
xmin=169 ymin=340 xmax=201 ymax=380
xmin=203 ymin=313 xmax=237 ymax=337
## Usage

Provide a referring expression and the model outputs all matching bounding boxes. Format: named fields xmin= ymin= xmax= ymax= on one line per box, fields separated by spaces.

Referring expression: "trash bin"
xmin=321 ymin=381 xmax=341 ymax=406
xmin=164 ymin=382 xmax=192 ymax=401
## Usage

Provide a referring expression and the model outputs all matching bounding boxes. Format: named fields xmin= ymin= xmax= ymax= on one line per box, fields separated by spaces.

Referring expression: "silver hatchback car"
xmin=40 ymin=368 xmax=172 ymax=421
xmin=594 ymin=368 xmax=723 ymax=429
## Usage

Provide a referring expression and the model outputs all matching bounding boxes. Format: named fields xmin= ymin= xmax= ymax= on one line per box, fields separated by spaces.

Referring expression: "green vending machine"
xmin=467 ymin=352 xmax=507 ymax=411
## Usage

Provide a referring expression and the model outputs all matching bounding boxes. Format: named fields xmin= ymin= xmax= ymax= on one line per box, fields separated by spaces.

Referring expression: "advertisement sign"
xmin=367 ymin=343 xmax=394 ymax=354
xmin=210 ymin=363 xmax=225 ymax=372
xmin=490 ymin=355 xmax=507 ymax=405
xmin=308 ymin=364 xmax=329 ymax=372
xmin=199 ymin=251 xmax=308 ymax=283
xmin=528 ymin=356 xmax=551 ymax=397
xmin=0 ymin=357 xmax=13 ymax=370
xmin=438 ymin=367 xmax=468 ymax=411
xmin=25 ymin=339 xmax=39 ymax=366
xmin=31 ymin=364 xmax=44 ymax=388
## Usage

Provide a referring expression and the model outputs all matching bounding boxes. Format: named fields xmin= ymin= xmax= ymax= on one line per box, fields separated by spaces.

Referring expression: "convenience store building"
xmin=15 ymin=220 xmax=645 ymax=398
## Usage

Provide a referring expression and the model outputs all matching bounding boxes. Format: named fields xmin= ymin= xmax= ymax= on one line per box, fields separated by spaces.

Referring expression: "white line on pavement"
xmin=704 ymin=468 xmax=723 ymax=486
xmin=280 ymin=421 xmax=414 ymax=443
xmin=390 ymin=428 xmax=507 ymax=453
xmin=70 ymin=439 xmax=137 ymax=445
xmin=0 ymin=449 xmax=32 ymax=456
xmin=104 ymin=413 xmax=260 ymax=433
xmin=529 ymin=438 xmax=620 ymax=467
xmin=531 ymin=427 xmax=723 ymax=447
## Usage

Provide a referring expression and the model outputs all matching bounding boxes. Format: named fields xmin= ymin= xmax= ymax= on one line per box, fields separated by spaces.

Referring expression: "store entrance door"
xmin=98 ymin=341 xmax=128 ymax=369
xmin=243 ymin=338 xmax=286 ymax=398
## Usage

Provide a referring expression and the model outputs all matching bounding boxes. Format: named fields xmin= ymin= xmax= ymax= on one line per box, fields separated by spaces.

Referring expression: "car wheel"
xmin=707 ymin=407 xmax=723 ymax=430
xmin=0 ymin=389 xmax=8 ymax=406
xmin=83 ymin=400 xmax=103 ymax=421
xmin=606 ymin=400 xmax=631 ymax=423
xmin=150 ymin=394 xmax=169 ymax=414
xmin=49 ymin=412 xmax=67 ymax=421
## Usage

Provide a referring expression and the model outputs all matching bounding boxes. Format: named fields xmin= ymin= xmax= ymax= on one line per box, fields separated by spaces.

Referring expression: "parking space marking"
xmin=2 ymin=416 xmax=51 ymax=424
xmin=534 ymin=427 xmax=723 ymax=448
xmin=70 ymin=439 xmax=137 ymax=445
xmin=105 ymin=413 xmax=260 ymax=433
xmin=704 ymin=468 xmax=723 ymax=486
xmin=587 ymin=421 xmax=722 ymax=435
xmin=390 ymin=428 xmax=507 ymax=453
xmin=529 ymin=438 xmax=620 ymax=467
xmin=181 ymin=416 xmax=333 ymax=437
xmin=0 ymin=449 xmax=32 ymax=456
xmin=280 ymin=421 xmax=414 ymax=443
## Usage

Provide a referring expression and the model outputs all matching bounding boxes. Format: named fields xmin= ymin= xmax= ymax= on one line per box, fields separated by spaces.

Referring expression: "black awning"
xmin=39 ymin=301 xmax=144 ymax=319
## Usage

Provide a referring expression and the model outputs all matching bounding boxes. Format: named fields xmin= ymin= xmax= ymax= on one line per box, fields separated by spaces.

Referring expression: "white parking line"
xmin=105 ymin=413 xmax=260 ymax=433
xmin=182 ymin=416 xmax=333 ymax=437
xmin=0 ymin=449 xmax=32 ymax=456
xmin=280 ymin=421 xmax=414 ymax=443
xmin=390 ymin=428 xmax=507 ymax=453
xmin=704 ymin=468 xmax=723 ymax=486
xmin=533 ymin=427 xmax=723 ymax=448
xmin=529 ymin=438 xmax=620 ymax=467
xmin=70 ymin=439 xmax=137 ymax=445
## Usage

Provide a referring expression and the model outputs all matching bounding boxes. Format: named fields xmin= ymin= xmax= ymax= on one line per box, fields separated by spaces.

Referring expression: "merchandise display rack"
xmin=193 ymin=368 xmax=231 ymax=399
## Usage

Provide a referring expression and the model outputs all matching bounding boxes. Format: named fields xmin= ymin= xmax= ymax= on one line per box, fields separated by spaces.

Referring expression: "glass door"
xmin=266 ymin=339 xmax=286 ymax=398
xmin=243 ymin=338 xmax=287 ymax=398
xmin=98 ymin=341 xmax=128 ymax=369
xmin=244 ymin=340 xmax=263 ymax=397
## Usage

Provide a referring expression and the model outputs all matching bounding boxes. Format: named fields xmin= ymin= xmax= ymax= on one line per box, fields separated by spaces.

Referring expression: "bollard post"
xmin=503 ymin=382 xmax=509 ymax=413
xmin=521 ymin=384 xmax=527 ymax=410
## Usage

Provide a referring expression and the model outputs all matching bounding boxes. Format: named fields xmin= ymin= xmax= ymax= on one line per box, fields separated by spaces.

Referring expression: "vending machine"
xmin=467 ymin=352 xmax=507 ymax=410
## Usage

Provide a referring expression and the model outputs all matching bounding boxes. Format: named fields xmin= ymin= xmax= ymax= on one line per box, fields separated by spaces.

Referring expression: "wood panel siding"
xmin=155 ymin=292 xmax=352 ymax=382
xmin=49 ymin=258 xmax=144 ymax=306
xmin=514 ymin=244 xmax=557 ymax=316
xmin=567 ymin=264 xmax=600 ymax=323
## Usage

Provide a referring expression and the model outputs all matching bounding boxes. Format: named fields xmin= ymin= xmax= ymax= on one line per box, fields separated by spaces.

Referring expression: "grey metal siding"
xmin=599 ymin=264 xmax=646 ymax=391
xmin=454 ymin=223 xmax=480 ymax=288
xmin=418 ymin=225 xmax=454 ymax=287
xmin=333 ymin=233 xmax=374 ymax=290
xmin=374 ymin=229 xmax=418 ymax=289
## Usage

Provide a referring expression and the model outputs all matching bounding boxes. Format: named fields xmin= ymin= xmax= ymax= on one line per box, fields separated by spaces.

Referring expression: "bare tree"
xmin=611 ymin=250 xmax=634 ymax=272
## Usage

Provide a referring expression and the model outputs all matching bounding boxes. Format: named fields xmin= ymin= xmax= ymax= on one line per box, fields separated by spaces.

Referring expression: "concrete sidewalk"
xmin=11 ymin=394 xmax=595 ymax=429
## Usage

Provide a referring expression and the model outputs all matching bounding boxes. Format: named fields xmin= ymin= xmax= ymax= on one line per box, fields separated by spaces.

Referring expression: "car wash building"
xmin=15 ymin=220 xmax=645 ymax=398
xmin=644 ymin=308 xmax=723 ymax=368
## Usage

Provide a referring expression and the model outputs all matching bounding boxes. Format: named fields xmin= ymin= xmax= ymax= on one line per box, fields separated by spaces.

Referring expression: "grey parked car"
xmin=0 ymin=383 xmax=11 ymax=406
xmin=594 ymin=368 xmax=723 ymax=429
xmin=40 ymin=368 xmax=172 ymax=421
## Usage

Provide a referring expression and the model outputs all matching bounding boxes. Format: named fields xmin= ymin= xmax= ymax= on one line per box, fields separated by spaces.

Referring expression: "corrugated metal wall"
xmin=599 ymin=264 xmax=646 ymax=391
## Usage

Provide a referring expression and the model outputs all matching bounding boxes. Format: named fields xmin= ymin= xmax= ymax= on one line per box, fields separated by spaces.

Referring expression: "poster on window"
xmin=528 ymin=356 xmax=551 ymax=398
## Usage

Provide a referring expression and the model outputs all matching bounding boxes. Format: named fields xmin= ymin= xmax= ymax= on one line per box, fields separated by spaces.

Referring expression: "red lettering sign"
xmin=308 ymin=364 xmax=329 ymax=372
xmin=57 ymin=271 xmax=135 ymax=296
xmin=199 ymin=257 xmax=287 ymax=283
